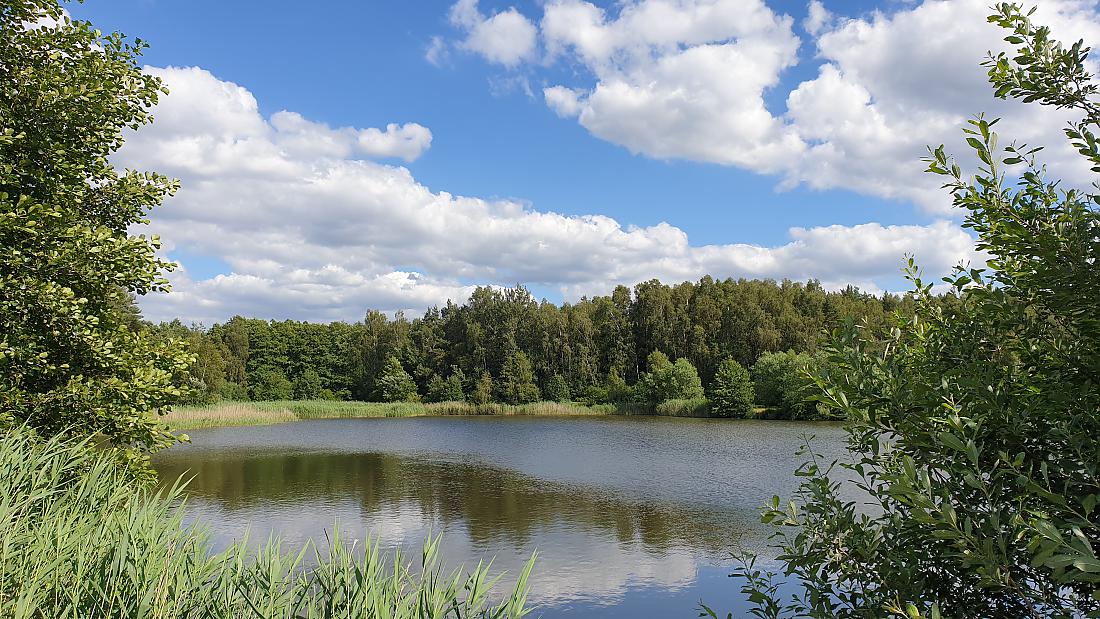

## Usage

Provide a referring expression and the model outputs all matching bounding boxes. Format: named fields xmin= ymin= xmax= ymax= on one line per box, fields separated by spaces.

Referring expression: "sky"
xmin=68 ymin=0 xmax=1100 ymax=325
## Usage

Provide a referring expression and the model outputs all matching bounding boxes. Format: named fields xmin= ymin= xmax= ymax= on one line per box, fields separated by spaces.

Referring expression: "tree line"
xmin=150 ymin=278 xmax=913 ymax=417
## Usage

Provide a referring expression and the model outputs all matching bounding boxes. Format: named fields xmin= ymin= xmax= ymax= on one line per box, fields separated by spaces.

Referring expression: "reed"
xmin=0 ymin=427 xmax=534 ymax=619
xmin=654 ymin=398 xmax=713 ymax=417
xmin=162 ymin=399 xmax=626 ymax=430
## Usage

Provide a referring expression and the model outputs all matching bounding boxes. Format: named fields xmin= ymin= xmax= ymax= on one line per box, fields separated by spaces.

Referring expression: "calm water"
xmin=153 ymin=416 xmax=847 ymax=618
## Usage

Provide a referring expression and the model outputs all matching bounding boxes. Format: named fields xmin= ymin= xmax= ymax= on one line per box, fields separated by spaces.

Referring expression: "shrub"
xmin=638 ymin=351 xmax=705 ymax=403
xmin=709 ymin=358 xmax=754 ymax=418
xmin=249 ymin=368 xmax=293 ymax=401
xmin=733 ymin=7 xmax=1100 ymax=617
xmin=377 ymin=356 xmax=419 ymax=403
xmin=750 ymin=351 xmax=816 ymax=419
xmin=544 ymin=374 xmax=571 ymax=403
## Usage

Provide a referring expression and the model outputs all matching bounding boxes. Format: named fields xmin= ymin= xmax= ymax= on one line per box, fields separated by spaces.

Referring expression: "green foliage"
xmin=497 ymin=351 xmax=540 ymax=404
xmin=734 ymin=6 xmax=1100 ymax=617
xmin=0 ymin=426 xmax=534 ymax=618
xmin=709 ymin=358 xmax=754 ymax=418
xmin=377 ymin=356 xmax=419 ymax=403
xmin=605 ymin=370 xmax=636 ymax=403
xmin=654 ymin=398 xmax=710 ymax=417
xmin=425 ymin=374 xmax=448 ymax=403
xmin=578 ymin=383 xmax=609 ymax=406
xmin=0 ymin=1 xmax=193 ymax=457
xmin=218 ymin=381 xmax=249 ymax=401
xmin=424 ymin=369 xmax=467 ymax=403
xmin=292 ymin=368 xmax=325 ymax=400
xmin=545 ymin=373 xmax=571 ymax=403
xmin=471 ymin=372 xmax=493 ymax=406
xmin=249 ymin=368 xmax=293 ymax=401
xmin=150 ymin=277 xmax=909 ymax=407
xmin=444 ymin=367 xmax=467 ymax=401
xmin=750 ymin=351 xmax=819 ymax=419
xmin=638 ymin=352 xmax=704 ymax=403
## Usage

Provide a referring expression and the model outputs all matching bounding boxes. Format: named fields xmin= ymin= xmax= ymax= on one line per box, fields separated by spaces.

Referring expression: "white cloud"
xmin=543 ymin=85 xmax=584 ymax=117
xmin=124 ymin=66 xmax=977 ymax=323
xmin=781 ymin=0 xmax=1100 ymax=211
xmin=449 ymin=0 xmax=537 ymax=67
xmin=425 ymin=35 xmax=449 ymax=67
xmin=802 ymin=0 xmax=831 ymax=36
xmin=443 ymin=0 xmax=1100 ymax=213
xmin=540 ymin=0 xmax=803 ymax=173
xmin=142 ymin=67 xmax=431 ymax=167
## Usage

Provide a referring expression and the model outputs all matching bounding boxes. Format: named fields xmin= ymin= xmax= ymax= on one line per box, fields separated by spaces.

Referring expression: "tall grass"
xmin=0 ymin=427 xmax=534 ymax=618
xmin=654 ymin=398 xmax=712 ymax=417
xmin=162 ymin=399 xmax=621 ymax=430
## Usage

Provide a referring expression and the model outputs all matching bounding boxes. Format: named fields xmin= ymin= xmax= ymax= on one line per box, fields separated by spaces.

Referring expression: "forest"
xmin=149 ymin=277 xmax=912 ymax=416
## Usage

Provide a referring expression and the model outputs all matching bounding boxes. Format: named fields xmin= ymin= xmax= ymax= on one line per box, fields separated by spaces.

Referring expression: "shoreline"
xmin=162 ymin=400 xmax=633 ymax=430
xmin=160 ymin=400 xmax=781 ymax=430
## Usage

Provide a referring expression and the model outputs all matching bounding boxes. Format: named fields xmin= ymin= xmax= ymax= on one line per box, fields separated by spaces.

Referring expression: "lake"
xmin=153 ymin=416 xmax=848 ymax=618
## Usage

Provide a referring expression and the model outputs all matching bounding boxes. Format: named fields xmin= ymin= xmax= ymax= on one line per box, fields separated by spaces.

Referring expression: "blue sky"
xmin=68 ymin=0 xmax=1099 ymax=323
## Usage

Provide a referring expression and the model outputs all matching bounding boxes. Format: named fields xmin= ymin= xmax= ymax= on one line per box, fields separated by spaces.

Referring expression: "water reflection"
xmin=154 ymin=417 xmax=846 ymax=616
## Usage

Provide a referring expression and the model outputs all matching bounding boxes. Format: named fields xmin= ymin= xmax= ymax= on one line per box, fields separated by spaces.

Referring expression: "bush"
xmin=709 ymin=358 xmax=754 ymax=418
xmin=734 ymin=7 xmax=1100 ymax=617
xmin=750 ymin=351 xmax=816 ymax=419
xmin=638 ymin=351 xmax=704 ymax=403
xmin=470 ymin=372 xmax=493 ymax=406
xmin=292 ymin=368 xmax=325 ymax=400
xmin=497 ymin=352 xmax=540 ymax=404
xmin=249 ymin=368 xmax=293 ymax=401
xmin=605 ymin=371 xmax=636 ymax=403
xmin=377 ymin=356 xmax=419 ymax=403
xmin=544 ymin=374 xmax=571 ymax=403
xmin=217 ymin=381 xmax=250 ymax=401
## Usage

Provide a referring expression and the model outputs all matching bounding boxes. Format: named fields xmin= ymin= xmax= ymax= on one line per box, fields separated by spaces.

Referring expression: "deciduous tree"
xmin=709 ymin=358 xmax=754 ymax=418
xmin=0 ymin=1 xmax=192 ymax=461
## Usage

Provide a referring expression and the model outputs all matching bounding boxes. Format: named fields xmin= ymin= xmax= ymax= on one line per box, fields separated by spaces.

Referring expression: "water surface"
xmin=154 ymin=416 xmax=846 ymax=618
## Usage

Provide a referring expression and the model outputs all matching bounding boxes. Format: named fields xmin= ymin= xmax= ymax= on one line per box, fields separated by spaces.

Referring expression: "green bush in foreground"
xmin=729 ymin=6 xmax=1100 ymax=618
xmin=0 ymin=427 xmax=534 ymax=618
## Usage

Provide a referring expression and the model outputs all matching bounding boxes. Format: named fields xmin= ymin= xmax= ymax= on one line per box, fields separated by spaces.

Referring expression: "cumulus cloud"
xmin=449 ymin=0 xmax=537 ymax=67
xmin=540 ymin=0 xmax=804 ymax=173
xmin=141 ymin=66 xmax=431 ymax=167
xmin=802 ymin=0 xmax=831 ymax=36
xmin=123 ymin=66 xmax=977 ymax=324
xmin=782 ymin=0 xmax=1100 ymax=211
xmin=442 ymin=0 xmax=1100 ymax=213
xmin=543 ymin=85 xmax=584 ymax=117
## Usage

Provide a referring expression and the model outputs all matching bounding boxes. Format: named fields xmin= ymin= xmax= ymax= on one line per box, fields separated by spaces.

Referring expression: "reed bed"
xmin=654 ymin=398 xmax=712 ymax=417
xmin=162 ymin=399 xmax=625 ymax=430
xmin=0 ymin=427 xmax=533 ymax=619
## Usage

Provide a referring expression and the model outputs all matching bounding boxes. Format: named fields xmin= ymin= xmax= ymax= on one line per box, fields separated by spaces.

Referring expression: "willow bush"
xmin=0 ymin=427 xmax=534 ymax=619
xmin=727 ymin=5 xmax=1100 ymax=618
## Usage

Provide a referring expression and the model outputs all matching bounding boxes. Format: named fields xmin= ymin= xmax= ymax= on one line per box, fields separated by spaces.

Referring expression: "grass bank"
xmin=0 ymin=428 xmax=532 ymax=619
xmin=162 ymin=399 xmax=639 ymax=430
